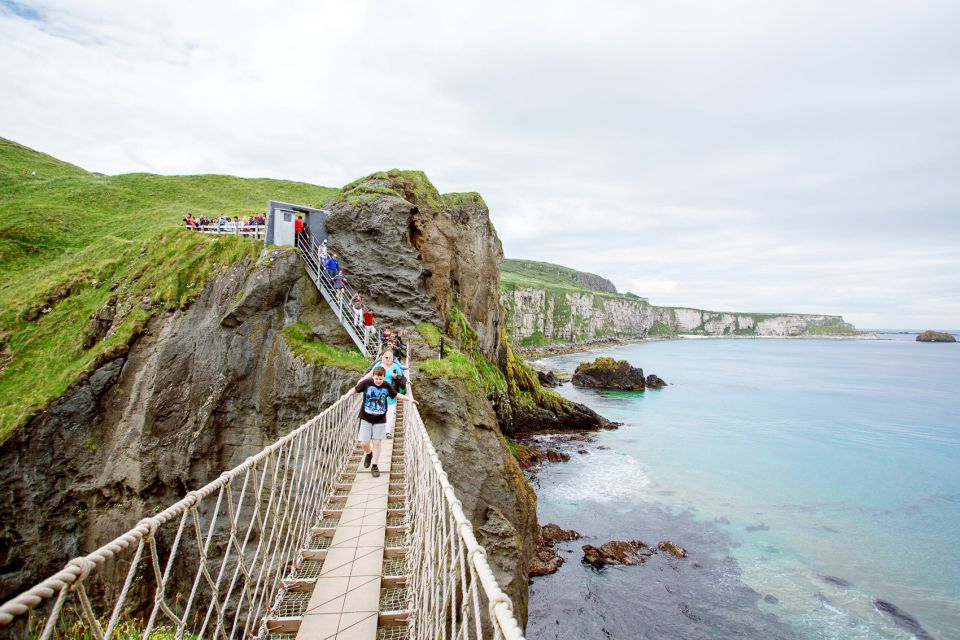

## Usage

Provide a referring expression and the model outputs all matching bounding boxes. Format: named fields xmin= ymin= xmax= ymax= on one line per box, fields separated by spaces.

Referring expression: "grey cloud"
xmin=1 ymin=0 xmax=958 ymax=328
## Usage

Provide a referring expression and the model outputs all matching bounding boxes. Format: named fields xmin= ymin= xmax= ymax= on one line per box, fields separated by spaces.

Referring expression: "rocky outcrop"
xmin=508 ymin=394 xmax=611 ymax=434
xmin=513 ymin=440 xmax=571 ymax=470
xmin=575 ymin=272 xmax=617 ymax=294
xmin=0 ymin=249 xmax=358 ymax=605
xmin=657 ymin=540 xmax=688 ymax=558
xmin=503 ymin=285 xmax=858 ymax=344
xmin=535 ymin=369 xmax=562 ymax=388
xmin=916 ymin=330 xmax=956 ymax=342
xmin=530 ymin=524 xmax=581 ymax=577
xmin=572 ymin=357 xmax=647 ymax=391
xmin=646 ymin=374 xmax=667 ymax=388
xmin=581 ymin=540 xmax=654 ymax=567
xmin=326 ymin=172 xmax=504 ymax=358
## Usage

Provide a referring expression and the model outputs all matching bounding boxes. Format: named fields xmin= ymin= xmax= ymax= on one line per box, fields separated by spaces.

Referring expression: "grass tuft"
xmin=282 ymin=323 xmax=369 ymax=372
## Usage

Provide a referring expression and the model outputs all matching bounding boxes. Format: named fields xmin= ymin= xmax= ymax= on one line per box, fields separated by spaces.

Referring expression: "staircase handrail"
xmin=294 ymin=233 xmax=376 ymax=356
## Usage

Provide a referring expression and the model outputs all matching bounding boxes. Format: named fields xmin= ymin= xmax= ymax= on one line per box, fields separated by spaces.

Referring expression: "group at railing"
xmin=0 ymin=357 xmax=526 ymax=639
xmin=184 ymin=214 xmax=266 ymax=239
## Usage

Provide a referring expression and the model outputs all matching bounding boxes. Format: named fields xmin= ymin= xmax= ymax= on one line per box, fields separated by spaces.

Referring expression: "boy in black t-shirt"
xmin=355 ymin=366 xmax=417 ymax=477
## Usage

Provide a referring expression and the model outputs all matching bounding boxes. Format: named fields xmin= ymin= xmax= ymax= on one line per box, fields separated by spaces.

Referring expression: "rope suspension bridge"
xmin=0 ymin=237 xmax=526 ymax=640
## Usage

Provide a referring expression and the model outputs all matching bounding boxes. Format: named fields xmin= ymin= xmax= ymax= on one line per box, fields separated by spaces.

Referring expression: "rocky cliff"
xmin=0 ymin=249 xmax=361 ymax=606
xmin=326 ymin=175 xmax=504 ymax=357
xmin=503 ymin=286 xmax=857 ymax=344
xmin=1 ymin=171 xmax=548 ymax=629
xmin=0 ymin=250 xmax=358 ymax=599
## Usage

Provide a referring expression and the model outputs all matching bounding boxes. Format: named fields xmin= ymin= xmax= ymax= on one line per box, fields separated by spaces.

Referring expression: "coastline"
xmin=517 ymin=332 xmax=877 ymax=360
xmin=525 ymin=338 xmax=958 ymax=640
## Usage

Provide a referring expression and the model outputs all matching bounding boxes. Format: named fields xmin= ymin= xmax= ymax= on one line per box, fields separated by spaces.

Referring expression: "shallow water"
xmin=527 ymin=337 xmax=959 ymax=639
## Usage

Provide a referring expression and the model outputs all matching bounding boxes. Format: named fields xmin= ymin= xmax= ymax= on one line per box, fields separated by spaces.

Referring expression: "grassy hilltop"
xmin=0 ymin=137 xmax=338 ymax=440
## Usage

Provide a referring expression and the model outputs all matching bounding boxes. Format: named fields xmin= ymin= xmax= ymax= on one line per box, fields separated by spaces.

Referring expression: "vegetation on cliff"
xmin=0 ymin=137 xmax=339 ymax=440
xmin=916 ymin=330 xmax=956 ymax=343
xmin=282 ymin=322 xmax=370 ymax=371
xmin=502 ymin=257 xmax=860 ymax=343
xmin=502 ymin=259 xmax=622 ymax=296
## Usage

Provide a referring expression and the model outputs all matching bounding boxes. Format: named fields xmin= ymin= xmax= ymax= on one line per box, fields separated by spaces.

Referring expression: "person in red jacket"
xmin=363 ymin=309 xmax=375 ymax=345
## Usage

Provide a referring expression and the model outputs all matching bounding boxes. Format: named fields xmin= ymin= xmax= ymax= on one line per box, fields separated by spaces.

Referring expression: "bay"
xmin=527 ymin=336 xmax=960 ymax=639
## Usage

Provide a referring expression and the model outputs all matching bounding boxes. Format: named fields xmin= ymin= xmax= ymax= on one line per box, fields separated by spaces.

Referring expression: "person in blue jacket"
xmin=324 ymin=254 xmax=339 ymax=280
xmin=361 ymin=349 xmax=407 ymax=439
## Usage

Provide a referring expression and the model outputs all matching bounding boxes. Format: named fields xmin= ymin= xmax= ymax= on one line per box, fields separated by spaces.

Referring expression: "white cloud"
xmin=1 ymin=0 xmax=958 ymax=328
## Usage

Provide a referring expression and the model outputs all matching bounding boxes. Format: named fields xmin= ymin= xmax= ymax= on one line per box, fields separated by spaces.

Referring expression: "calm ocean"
xmin=527 ymin=336 xmax=959 ymax=640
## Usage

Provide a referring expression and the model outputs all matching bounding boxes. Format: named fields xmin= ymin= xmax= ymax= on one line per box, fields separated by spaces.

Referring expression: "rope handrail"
xmin=0 ymin=389 xmax=358 ymax=636
xmin=2 ymin=361 xmax=528 ymax=639
xmin=403 ymin=367 xmax=526 ymax=640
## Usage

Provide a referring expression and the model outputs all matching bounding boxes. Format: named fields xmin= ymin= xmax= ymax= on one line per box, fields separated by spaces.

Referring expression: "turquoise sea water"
xmin=528 ymin=336 xmax=959 ymax=639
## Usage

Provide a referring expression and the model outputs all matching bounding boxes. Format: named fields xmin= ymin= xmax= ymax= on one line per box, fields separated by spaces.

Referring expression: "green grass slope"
xmin=0 ymin=137 xmax=340 ymax=441
xmin=501 ymin=258 xmax=630 ymax=298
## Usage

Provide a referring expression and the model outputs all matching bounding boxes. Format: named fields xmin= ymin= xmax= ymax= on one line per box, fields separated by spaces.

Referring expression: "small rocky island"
xmin=572 ymin=357 xmax=667 ymax=391
xmin=916 ymin=330 xmax=956 ymax=343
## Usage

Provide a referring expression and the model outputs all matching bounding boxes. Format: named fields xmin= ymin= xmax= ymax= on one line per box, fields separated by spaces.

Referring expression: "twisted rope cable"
xmin=0 ymin=389 xmax=355 ymax=629
xmin=403 ymin=376 xmax=526 ymax=640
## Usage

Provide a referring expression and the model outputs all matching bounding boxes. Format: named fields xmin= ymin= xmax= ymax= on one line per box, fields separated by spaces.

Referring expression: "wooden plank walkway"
xmin=263 ymin=404 xmax=409 ymax=640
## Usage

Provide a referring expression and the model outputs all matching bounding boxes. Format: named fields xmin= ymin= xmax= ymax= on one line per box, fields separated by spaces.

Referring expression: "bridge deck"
xmin=263 ymin=406 xmax=409 ymax=640
xmin=297 ymin=447 xmax=395 ymax=639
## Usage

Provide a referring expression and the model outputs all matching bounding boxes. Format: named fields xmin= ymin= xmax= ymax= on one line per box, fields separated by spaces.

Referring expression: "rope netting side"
xmin=403 ymin=386 xmax=526 ymax=640
xmin=0 ymin=391 xmax=360 ymax=639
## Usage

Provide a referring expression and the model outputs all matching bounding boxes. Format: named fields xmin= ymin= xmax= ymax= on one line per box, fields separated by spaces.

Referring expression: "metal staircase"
xmin=295 ymin=233 xmax=377 ymax=357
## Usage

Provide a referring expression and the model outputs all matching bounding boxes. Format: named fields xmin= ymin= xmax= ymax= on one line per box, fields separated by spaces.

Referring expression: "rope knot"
xmin=67 ymin=557 xmax=96 ymax=584
xmin=488 ymin=592 xmax=513 ymax=610
xmin=137 ymin=516 xmax=161 ymax=536
xmin=467 ymin=546 xmax=487 ymax=565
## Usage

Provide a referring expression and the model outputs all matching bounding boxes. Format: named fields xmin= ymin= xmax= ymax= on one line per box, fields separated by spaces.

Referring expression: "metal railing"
xmin=294 ymin=233 xmax=378 ymax=357
xmin=186 ymin=224 xmax=266 ymax=240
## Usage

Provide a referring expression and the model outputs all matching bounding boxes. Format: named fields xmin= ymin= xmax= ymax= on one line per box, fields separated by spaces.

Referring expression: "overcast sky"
xmin=2 ymin=0 xmax=958 ymax=329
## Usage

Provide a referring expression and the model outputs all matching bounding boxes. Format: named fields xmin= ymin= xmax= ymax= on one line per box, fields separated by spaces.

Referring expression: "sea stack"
xmin=916 ymin=330 xmax=956 ymax=343
xmin=572 ymin=356 xmax=667 ymax=391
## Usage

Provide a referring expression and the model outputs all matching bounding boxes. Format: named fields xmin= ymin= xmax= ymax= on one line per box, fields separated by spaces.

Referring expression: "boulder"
xmin=536 ymin=369 xmax=561 ymax=388
xmin=581 ymin=540 xmax=653 ymax=567
xmin=657 ymin=540 xmax=688 ymax=558
xmin=645 ymin=374 xmax=667 ymax=388
xmin=916 ymin=330 xmax=956 ymax=343
xmin=572 ymin=357 xmax=645 ymax=390
xmin=530 ymin=524 xmax=581 ymax=577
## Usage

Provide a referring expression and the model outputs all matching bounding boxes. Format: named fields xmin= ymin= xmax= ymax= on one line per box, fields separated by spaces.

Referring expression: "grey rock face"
xmin=575 ymin=272 xmax=617 ymax=294
xmin=325 ymin=175 xmax=504 ymax=358
xmin=0 ymin=249 xmax=357 ymax=605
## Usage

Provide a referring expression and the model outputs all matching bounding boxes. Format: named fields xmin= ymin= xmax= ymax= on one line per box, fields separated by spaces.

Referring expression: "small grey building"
xmin=265 ymin=201 xmax=329 ymax=247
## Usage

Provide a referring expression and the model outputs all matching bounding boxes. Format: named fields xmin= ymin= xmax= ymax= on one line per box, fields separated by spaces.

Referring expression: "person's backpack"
xmin=394 ymin=373 xmax=408 ymax=395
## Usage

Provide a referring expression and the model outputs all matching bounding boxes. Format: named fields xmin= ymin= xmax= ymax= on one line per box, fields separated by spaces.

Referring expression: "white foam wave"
xmin=538 ymin=449 xmax=651 ymax=504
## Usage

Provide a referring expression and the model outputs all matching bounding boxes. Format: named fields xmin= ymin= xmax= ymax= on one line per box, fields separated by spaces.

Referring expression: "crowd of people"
xmin=183 ymin=213 xmax=266 ymax=231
